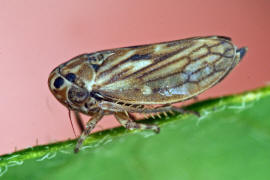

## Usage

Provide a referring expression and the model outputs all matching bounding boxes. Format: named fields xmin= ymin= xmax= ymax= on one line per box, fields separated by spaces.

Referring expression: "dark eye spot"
xmin=128 ymin=54 xmax=151 ymax=60
xmin=65 ymin=73 xmax=76 ymax=82
xmin=91 ymin=64 xmax=100 ymax=72
xmin=53 ymin=77 xmax=64 ymax=88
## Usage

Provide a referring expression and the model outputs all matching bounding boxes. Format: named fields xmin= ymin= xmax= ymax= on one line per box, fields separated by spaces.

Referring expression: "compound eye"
xmin=68 ymin=86 xmax=88 ymax=104
xmin=65 ymin=73 xmax=76 ymax=83
xmin=53 ymin=77 xmax=64 ymax=89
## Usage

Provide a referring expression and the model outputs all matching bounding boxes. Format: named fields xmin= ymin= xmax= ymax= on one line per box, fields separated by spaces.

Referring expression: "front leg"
xmin=74 ymin=110 xmax=104 ymax=153
xmin=114 ymin=112 xmax=160 ymax=133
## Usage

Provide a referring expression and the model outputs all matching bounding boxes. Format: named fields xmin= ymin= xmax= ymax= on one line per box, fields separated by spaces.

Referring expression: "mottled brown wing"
xmin=93 ymin=36 xmax=241 ymax=104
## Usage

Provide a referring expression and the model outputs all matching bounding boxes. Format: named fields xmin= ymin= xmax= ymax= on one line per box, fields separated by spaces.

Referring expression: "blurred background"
xmin=0 ymin=0 xmax=269 ymax=155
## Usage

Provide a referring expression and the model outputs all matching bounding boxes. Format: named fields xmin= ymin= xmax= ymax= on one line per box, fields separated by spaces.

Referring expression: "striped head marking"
xmin=48 ymin=54 xmax=99 ymax=113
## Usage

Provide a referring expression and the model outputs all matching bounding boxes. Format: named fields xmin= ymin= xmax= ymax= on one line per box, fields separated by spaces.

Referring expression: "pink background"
xmin=0 ymin=0 xmax=269 ymax=155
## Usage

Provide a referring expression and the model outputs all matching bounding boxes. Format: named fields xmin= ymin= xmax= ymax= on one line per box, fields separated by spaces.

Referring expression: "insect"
xmin=48 ymin=36 xmax=247 ymax=153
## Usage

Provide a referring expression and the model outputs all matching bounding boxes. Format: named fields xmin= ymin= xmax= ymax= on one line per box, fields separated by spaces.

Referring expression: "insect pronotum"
xmin=48 ymin=36 xmax=247 ymax=153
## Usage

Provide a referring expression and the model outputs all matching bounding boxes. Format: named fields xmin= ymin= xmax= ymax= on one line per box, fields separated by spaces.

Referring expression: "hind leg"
xmin=114 ymin=112 xmax=160 ymax=133
xmin=135 ymin=105 xmax=200 ymax=117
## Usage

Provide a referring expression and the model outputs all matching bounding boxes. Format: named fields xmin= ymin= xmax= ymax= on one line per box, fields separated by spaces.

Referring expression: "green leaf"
xmin=1 ymin=86 xmax=270 ymax=180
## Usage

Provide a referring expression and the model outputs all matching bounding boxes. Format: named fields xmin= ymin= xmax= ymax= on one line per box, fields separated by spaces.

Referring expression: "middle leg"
xmin=114 ymin=112 xmax=160 ymax=133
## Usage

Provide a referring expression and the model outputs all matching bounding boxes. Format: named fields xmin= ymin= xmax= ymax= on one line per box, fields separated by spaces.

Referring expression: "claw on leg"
xmin=115 ymin=112 xmax=160 ymax=133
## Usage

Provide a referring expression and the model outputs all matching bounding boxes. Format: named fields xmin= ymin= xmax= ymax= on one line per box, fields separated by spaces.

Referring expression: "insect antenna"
xmin=68 ymin=108 xmax=77 ymax=137
xmin=74 ymin=111 xmax=85 ymax=133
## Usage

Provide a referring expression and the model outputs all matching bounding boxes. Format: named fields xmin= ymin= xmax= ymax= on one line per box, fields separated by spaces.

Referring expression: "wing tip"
xmin=236 ymin=47 xmax=248 ymax=60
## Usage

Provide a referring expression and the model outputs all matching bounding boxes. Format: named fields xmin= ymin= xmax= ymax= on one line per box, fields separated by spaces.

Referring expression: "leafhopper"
xmin=48 ymin=36 xmax=247 ymax=153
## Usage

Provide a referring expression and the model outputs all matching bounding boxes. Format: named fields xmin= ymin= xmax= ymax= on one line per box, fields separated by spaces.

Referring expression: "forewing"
xmin=93 ymin=36 xmax=239 ymax=104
